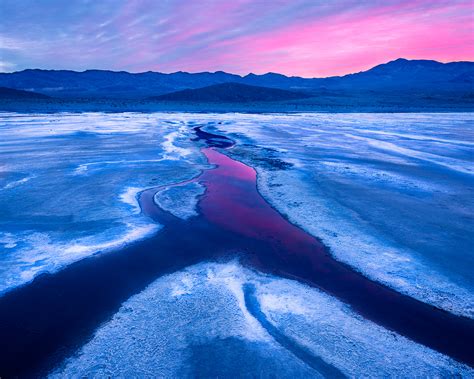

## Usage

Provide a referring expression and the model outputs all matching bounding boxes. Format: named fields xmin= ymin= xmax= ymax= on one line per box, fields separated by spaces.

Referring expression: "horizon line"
xmin=3 ymin=57 xmax=473 ymax=80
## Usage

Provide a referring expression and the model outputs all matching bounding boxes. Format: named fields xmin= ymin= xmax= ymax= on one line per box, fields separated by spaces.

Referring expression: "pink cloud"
xmin=162 ymin=1 xmax=473 ymax=76
xmin=2 ymin=0 xmax=473 ymax=75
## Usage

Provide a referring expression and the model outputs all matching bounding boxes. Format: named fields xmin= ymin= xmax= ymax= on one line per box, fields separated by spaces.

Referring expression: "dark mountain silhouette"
xmin=0 ymin=69 xmax=241 ymax=99
xmin=0 ymin=59 xmax=472 ymax=100
xmin=0 ymin=86 xmax=51 ymax=99
xmin=321 ymin=58 xmax=474 ymax=91
xmin=149 ymin=82 xmax=311 ymax=102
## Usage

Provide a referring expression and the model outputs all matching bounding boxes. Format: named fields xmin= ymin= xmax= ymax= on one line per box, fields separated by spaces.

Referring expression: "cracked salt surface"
xmin=206 ymin=112 xmax=474 ymax=318
xmin=1 ymin=112 xmax=473 ymax=376
xmin=0 ymin=113 xmax=205 ymax=293
xmin=154 ymin=182 xmax=205 ymax=219
xmin=51 ymin=261 xmax=473 ymax=378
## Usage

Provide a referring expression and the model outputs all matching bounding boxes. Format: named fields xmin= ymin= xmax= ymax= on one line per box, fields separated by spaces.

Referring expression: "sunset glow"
xmin=1 ymin=0 xmax=473 ymax=76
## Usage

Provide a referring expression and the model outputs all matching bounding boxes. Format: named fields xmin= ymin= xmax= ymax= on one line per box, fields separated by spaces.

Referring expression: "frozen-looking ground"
xmin=206 ymin=112 xmax=474 ymax=318
xmin=51 ymin=261 xmax=472 ymax=377
xmin=0 ymin=112 xmax=473 ymax=376
xmin=154 ymin=182 xmax=205 ymax=220
xmin=0 ymin=113 xmax=207 ymax=293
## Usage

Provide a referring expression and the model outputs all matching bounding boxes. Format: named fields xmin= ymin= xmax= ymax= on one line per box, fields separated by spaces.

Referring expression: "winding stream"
xmin=0 ymin=126 xmax=472 ymax=377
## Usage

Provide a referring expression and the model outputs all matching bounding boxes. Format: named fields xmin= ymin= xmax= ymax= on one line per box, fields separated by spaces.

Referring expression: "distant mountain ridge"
xmin=150 ymin=82 xmax=311 ymax=102
xmin=0 ymin=58 xmax=472 ymax=99
xmin=0 ymin=87 xmax=51 ymax=99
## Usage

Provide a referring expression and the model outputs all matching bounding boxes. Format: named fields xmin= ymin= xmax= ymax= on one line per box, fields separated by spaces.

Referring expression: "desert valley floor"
xmin=0 ymin=112 xmax=473 ymax=377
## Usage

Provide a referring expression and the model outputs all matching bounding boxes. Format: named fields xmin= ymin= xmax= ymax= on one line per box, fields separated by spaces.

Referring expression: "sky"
xmin=0 ymin=0 xmax=473 ymax=77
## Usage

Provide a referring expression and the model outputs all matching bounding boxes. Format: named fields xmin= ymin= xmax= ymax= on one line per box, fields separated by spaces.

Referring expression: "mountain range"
xmin=0 ymin=58 xmax=472 ymax=100
xmin=0 ymin=87 xmax=51 ymax=100
xmin=150 ymin=83 xmax=311 ymax=102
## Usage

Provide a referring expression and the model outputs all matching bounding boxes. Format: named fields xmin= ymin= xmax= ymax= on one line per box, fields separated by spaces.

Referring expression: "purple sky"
xmin=0 ymin=0 xmax=473 ymax=77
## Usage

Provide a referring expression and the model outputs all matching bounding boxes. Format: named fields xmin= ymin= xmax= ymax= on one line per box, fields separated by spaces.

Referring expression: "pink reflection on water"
xmin=203 ymin=148 xmax=255 ymax=182
xmin=200 ymin=147 xmax=324 ymax=256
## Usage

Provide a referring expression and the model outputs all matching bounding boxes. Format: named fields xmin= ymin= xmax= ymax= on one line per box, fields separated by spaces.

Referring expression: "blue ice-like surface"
xmin=1 ymin=112 xmax=473 ymax=316
xmin=203 ymin=112 xmax=474 ymax=317
xmin=2 ymin=112 xmax=473 ymax=375
xmin=0 ymin=112 xmax=208 ymax=293
xmin=50 ymin=261 xmax=473 ymax=377
xmin=154 ymin=182 xmax=205 ymax=219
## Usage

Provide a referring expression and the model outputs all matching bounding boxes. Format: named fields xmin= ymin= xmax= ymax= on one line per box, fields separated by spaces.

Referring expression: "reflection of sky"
xmin=1 ymin=0 xmax=472 ymax=76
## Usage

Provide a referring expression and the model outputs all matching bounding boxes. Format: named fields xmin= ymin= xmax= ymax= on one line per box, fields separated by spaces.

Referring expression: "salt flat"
xmin=0 ymin=112 xmax=473 ymax=376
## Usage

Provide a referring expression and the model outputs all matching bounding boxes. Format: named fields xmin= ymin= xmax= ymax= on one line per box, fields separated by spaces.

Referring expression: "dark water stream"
xmin=0 ymin=127 xmax=472 ymax=377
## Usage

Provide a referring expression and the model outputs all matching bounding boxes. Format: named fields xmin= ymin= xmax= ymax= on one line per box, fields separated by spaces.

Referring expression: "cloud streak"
xmin=0 ymin=0 xmax=472 ymax=76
